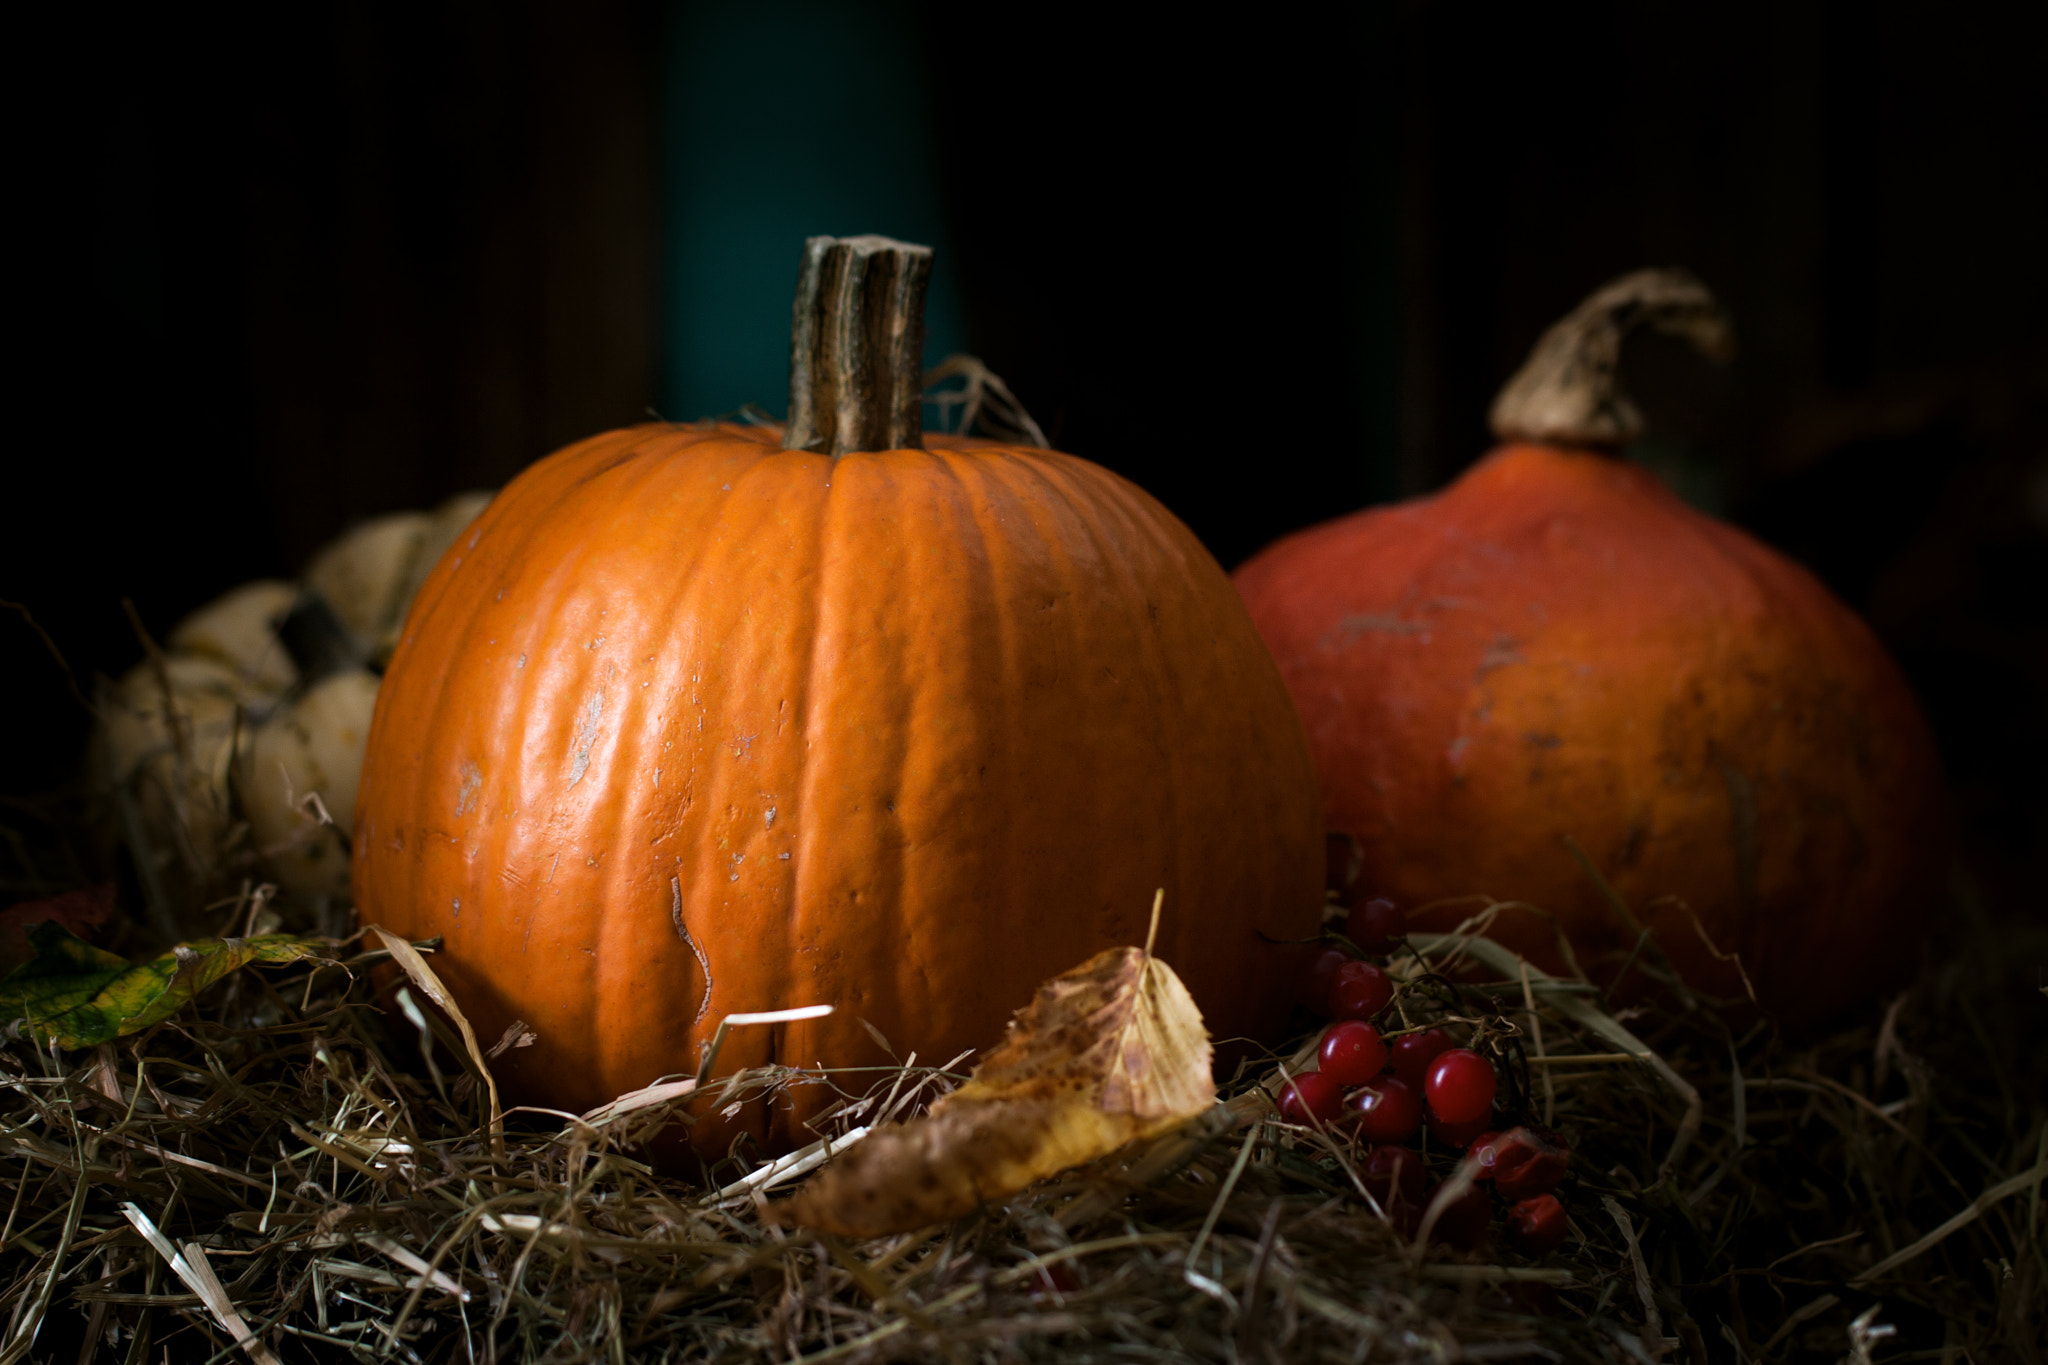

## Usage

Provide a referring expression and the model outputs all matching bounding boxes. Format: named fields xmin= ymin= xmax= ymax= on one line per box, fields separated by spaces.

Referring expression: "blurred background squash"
xmin=1235 ymin=273 xmax=1949 ymax=1023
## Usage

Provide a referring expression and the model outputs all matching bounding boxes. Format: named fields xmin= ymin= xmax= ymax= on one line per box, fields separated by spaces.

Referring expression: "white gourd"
xmin=302 ymin=513 xmax=434 ymax=661
xmin=98 ymin=655 xmax=252 ymax=879
xmin=96 ymin=491 xmax=494 ymax=911
xmin=236 ymin=668 xmax=381 ymax=900
xmin=165 ymin=580 xmax=299 ymax=695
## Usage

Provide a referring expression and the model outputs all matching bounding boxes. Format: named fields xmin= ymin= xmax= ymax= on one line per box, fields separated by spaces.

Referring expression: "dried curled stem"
xmin=922 ymin=354 xmax=1048 ymax=448
xmin=1489 ymin=268 xmax=1735 ymax=449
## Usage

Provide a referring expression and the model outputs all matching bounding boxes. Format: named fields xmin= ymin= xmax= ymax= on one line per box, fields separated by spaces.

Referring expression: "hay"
xmin=2 ymin=807 xmax=2044 ymax=1361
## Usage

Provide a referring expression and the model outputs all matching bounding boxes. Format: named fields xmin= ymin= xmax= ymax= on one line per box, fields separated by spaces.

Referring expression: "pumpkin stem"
xmin=1488 ymin=268 xmax=1735 ymax=449
xmin=785 ymin=235 xmax=933 ymax=455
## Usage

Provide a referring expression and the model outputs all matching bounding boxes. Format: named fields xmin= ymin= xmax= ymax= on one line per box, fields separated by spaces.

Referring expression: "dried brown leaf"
xmin=774 ymin=945 xmax=1204 ymax=1244
xmin=773 ymin=944 xmax=1215 ymax=1238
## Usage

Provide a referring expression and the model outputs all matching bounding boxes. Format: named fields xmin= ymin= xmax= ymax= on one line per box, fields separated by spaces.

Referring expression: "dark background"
xmin=7 ymin=1 xmax=2046 ymax=898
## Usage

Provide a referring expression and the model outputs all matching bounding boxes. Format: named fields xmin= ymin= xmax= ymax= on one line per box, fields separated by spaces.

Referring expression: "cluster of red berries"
xmin=1270 ymin=887 xmax=1574 ymax=1256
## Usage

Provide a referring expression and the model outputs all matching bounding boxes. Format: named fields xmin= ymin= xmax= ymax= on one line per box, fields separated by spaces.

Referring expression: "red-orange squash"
xmin=1234 ymin=271 xmax=1946 ymax=1024
xmin=353 ymin=237 xmax=1323 ymax=1150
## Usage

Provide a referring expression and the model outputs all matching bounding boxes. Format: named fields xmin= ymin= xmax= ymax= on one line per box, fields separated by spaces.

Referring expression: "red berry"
xmin=1301 ymin=947 xmax=1350 ymax=1015
xmin=1327 ymin=960 xmax=1393 ymax=1020
xmin=1477 ymin=1125 xmax=1571 ymax=1201
xmin=1508 ymin=1193 xmax=1568 ymax=1254
xmin=1390 ymin=1028 xmax=1454 ymax=1088
xmin=1277 ymin=1071 xmax=1345 ymax=1126
xmin=1465 ymin=1131 xmax=1508 ymax=1179
xmin=1426 ymin=1182 xmax=1492 ymax=1251
xmin=1344 ymin=1076 xmax=1423 ymax=1144
xmin=1426 ymin=1110 xmax=1491 ymax=1148
xmin=1424 ymin=1048 xmax=1497 ymax=1125
xmin=1360 ymin=1143 xmax=1429 ymax=1232
xmin=1346 ymin=896 xmax=1405 ymax=952
xmin=1318 ymin=1020 xmax=1387 ymax=1086
xmin=1360 ymin=1143 xmax=1429 ymax=1201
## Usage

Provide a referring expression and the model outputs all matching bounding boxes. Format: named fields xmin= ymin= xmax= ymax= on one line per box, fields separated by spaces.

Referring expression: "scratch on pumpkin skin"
xmin=456 ymin=761 xmax=482 ymax=816
xmin=672 ymin=877 xmax=713 ymax=1026
xmin=567 ymin=694 xmax=603 ymax=787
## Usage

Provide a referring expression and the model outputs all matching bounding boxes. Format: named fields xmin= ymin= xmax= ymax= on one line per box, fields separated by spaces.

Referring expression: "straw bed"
xmin=2 ymin=821 xmax=2043 ymax=1362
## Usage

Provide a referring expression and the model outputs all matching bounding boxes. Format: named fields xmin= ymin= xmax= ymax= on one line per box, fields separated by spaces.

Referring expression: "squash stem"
xmin=1488 ymin=269 xmax=1735 ymax=450
xmin=784 ymin=235 xmax=932 ymax=455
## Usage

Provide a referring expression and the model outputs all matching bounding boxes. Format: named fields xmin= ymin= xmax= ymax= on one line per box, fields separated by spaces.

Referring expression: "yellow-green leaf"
xmin=0 ymin=921 xmax=329 ymax=1049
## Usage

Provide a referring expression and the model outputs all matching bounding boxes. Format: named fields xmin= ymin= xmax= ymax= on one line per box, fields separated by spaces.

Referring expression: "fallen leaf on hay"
xmin=0 ymin=920 xmax=327 ymax=1049
xmin=771 ymin=937 xmax=1216 ymax=1238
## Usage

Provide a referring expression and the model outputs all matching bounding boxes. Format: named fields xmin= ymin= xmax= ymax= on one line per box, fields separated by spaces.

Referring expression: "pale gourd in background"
xmin=305 ymin=491 xmax=495 ymax=666
xmin=95 ymin=490 xmax=493 ymax=913
xmin=302 ymin=513 xmax=433 ymax=666
xmin=97 ymin=655 xmax=252 ymax=889
xmin=236 ymin=669 xmax=382 ymax=900
xmin=164 ymin=580 xmax=300 ymax=696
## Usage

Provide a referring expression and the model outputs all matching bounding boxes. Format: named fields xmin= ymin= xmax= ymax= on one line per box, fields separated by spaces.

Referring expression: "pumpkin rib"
xmin=727 ymin=446 xmax=800 ymax=1056
xmin=955 ymin=447 xmax=1114 ymax=935
xmin=1037 ymin=452 xmax=1190 ymax=954
xmin=906 ymin=447 xmax=1022 ymax=956
xmin=683 ymin=440 xmax=834 ymax=1066
xmin=811 ymin=451 xmax=914 ymax=1053
xmin=795 ymin=447 xmax=955 ymax=1083
xmin=889 ymin=453 xmax=959 ymax=1034
xmin=520 ymin=436 xmax=680 ymax=1085
xmin=398 ymin=429 xmax=691 ymax=1090
xmin=773 ymin=448 xmax=835 ymax=1047
xmin=917 ymin=447 xmax=1071 ymax=1049
xmin=662 ymin=437 xmax=804 ymax=1079
xmin=989 ymin=450 xmax=1156 ymax=951
xmin=603 ymin=437 xmax=771 ymax=1066
xmin=929 ymin=446 xmax=1025 ymax=965
xmin=1096 ymin=461 xmax=1302 ymax=968
xmin=1074 ymin=454 xmax=1189 ymax=957
xmin=495 ymin=509 xmax=611 ymax=1067
xmin=959 ymin=445 xmax=1126 ymax=957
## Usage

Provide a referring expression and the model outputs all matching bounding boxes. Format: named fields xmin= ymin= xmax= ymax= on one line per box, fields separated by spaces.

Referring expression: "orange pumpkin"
xmin=1235 ymin=271 xmax=1946 ymax=1024
xmin=353 ymin=236 xmax=1322 ymax=1151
